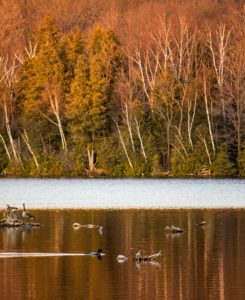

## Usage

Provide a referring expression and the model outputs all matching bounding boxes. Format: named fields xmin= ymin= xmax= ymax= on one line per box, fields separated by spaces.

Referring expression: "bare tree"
xmin=203 ymin=75 xmax=215 ymax=154
xmin=224 ymin=35 xmax=245 ymax=159
xmin=208 ymin=24 xmax=231 ymax=121
xmin=114 ymin=120 xmax=134 ymax=170
xmin=21 ymin=130 xmax=40 ymax=171
xmin=0 ymin=57 xmax=22 ymax=165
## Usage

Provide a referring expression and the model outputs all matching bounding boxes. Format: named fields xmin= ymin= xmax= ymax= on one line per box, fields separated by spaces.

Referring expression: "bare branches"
xmin=208 ymin=24 xmax=231 ymax=119
xmin=45 ymin=85 xmax=68 ymax=151
xmin=0 ymin=57 xmax=18 ymax=88
xmin=128 ymin=47 xmax=161 ymax=110
xmin=15 ymin=42 xmax=38 ymax=64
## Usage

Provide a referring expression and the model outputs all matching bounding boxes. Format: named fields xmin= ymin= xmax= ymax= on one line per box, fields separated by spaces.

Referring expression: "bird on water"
xmin=22 ymin=203 xmax=35 ymax=221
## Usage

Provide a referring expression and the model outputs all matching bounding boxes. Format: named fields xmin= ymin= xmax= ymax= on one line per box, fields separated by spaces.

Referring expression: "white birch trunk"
xmin=134 ymin=116 xmax=147 ymax=161
xmin=203 ymin=77 xmax=215 ymax=154
xmin=0 ymin=134 xmax=11 ymax=162
xmin=3 ymin=95 xmax=19 ymax=162
xmin=49 ymin=92 xmax=67 ymax=152
xmin=203 ymin=138 xmax=212 ymax=165
xmin=87 ymin=147 xmax=95 ymax=172
xmin=21 ymin=130 xmax=40 ymax=171
xmin=124 ymin=103 xmax=135 ymax=153
xmin=114 ymin=121 xmax=134 ymax=170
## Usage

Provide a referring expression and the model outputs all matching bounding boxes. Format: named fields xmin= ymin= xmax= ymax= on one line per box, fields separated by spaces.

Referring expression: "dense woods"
xmin=1 ymin=0 xmax=245 ymax=177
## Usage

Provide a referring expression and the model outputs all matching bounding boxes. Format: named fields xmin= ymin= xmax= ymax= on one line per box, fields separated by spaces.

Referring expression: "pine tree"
xmin=211 ymin=145 xmax=236 ymax=177
xmin=66 ymin=26 xmax=121 ymax=172
xmin=19 ymin=17 xmax=67 ymax=153
xmin=60 ymin=28 xmax=84 ymax=93
xmin=66 ymin=54 xmax=90 ymax=143
xmin=238 ymin=146 xmax=245 ymax=177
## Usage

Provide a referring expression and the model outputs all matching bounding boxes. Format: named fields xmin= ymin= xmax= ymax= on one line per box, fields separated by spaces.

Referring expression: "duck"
xmin=22 ymin=203 xmax=35 ymax=221
xmin=165 ymin=225 xmax=184 ymax=233
xmin=86 ymin=249 xmax=105 ymax=257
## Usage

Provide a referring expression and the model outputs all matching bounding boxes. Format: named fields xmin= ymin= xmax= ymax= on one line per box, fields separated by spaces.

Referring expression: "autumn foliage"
xmin=1 ymin=0 xmax=245 ymax=177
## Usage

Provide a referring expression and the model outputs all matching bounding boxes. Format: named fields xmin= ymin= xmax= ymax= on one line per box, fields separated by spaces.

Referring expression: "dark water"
xmin=0 ymin=209 xmax=245 ymax=299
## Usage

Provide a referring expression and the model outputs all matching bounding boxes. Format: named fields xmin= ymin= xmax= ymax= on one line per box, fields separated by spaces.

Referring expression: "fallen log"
xmin=0 ymin=218 xmax=40 ymax=227
xmin=134 ymin=250 xmax=161 ymax=262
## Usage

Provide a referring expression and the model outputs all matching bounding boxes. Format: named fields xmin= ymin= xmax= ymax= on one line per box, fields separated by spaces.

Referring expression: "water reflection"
xmin=0 ymin=209 xmax=245 ymax=299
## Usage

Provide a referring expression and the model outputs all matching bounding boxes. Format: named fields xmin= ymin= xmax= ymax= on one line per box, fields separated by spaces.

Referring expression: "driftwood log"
xmin=0 ymin=218 xmax=40 ymax=227
xmin=134 ymin=250 xmax=161 ymax=262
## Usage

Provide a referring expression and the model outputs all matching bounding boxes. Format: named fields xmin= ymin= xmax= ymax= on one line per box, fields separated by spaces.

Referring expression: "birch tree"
xmin=0 ymin=57 xmax=22 ymax=165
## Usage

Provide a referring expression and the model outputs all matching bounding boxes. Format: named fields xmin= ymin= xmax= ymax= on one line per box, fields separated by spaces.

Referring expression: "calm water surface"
xmin=0 ymin=179 xmax=245 ymax=299
xmin=0 ymin=209 xmax=245 ymax=299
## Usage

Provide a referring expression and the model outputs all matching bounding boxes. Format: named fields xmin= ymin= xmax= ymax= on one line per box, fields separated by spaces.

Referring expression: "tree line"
xmin=1 ymin=1 xmax=245 ymax=177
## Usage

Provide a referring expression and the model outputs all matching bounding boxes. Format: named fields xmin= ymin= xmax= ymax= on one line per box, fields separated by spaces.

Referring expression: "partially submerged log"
xmin=165 ymin=225 xmax=184 ymax=233
xmin=0 ymin=218 xmax=40 ymax=227
xmin=134 ymin=250 xmax=161 ymax=262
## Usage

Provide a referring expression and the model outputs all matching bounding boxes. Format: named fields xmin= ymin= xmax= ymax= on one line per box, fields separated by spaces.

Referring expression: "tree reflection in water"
xmin=0 ymin=209 xmax=244 ymax=299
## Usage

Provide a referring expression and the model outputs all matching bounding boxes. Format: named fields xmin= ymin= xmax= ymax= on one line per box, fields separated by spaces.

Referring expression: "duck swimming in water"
xmin=85 ymin=249 xmax=105 ymax=259
xmin=88 ymin=249 xmax=104 ymax=256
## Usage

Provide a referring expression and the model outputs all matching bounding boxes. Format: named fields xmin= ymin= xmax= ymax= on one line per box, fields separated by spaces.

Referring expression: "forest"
xmin=1 ymin=0 xmax=245 ymax=177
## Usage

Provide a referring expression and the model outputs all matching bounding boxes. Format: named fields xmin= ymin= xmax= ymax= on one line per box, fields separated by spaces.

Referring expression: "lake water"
xmin=0 ymin=179 xmax=245 ymax=299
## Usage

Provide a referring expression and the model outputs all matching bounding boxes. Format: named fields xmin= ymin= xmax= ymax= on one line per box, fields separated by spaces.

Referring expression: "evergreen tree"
xmin=60 ymin=28 xmax=84 ymax=93
xmin=211 ymin=145 xmax=236 ymax=177
xmin=238 ymin=146 xmax=245 ymax=177
xmin=66 ymin=26 xmax=121 ymax=172
xmin=66 ymin=54 xmax=90 ymax=146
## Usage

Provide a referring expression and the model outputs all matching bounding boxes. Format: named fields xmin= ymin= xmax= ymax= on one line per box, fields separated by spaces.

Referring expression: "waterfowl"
xmin=165 ymin=225 xmax=184 ymax=233
xmin=22 ymin=203 xmax=35 ymax=221
xmin=86 ymin=249 xmax=105 ymax=257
